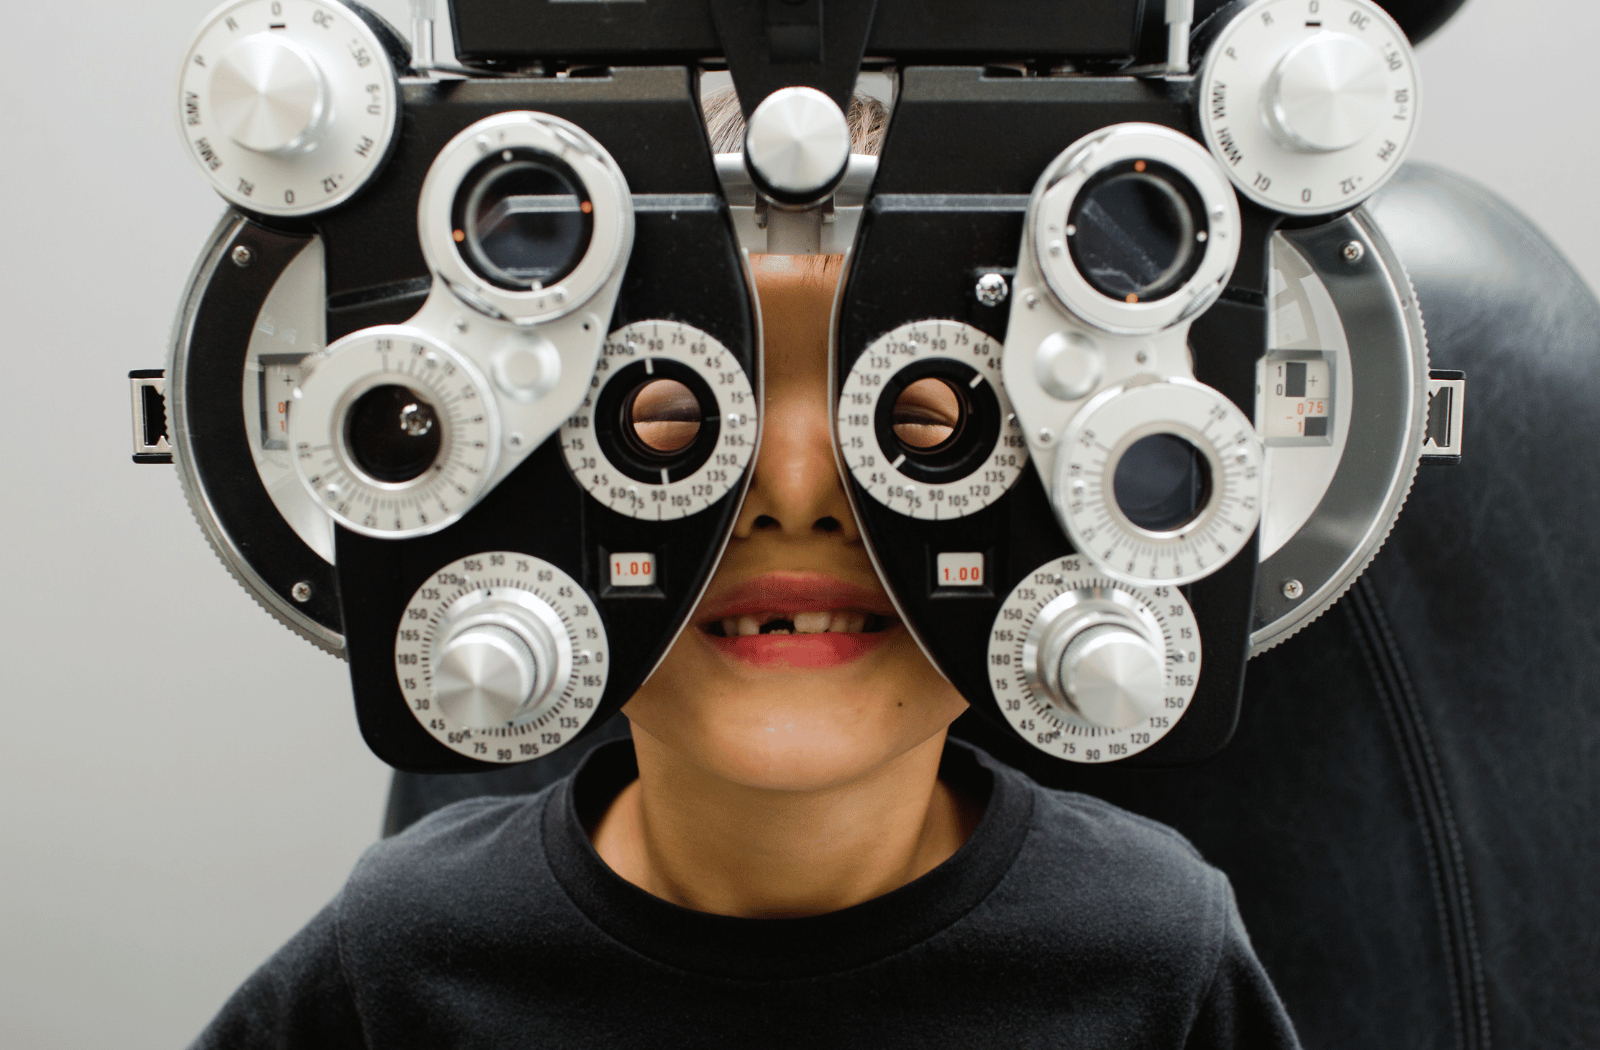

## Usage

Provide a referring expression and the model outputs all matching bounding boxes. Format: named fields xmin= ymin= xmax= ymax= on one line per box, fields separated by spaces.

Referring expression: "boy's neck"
xmin=588 ymin=725 xmax=982 ymax=918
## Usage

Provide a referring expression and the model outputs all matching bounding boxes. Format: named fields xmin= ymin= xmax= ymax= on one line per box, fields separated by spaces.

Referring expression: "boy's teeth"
xmin=717 ymin=611 xmax=883 ymax=636
xmin=794 ymin=611 xmax=832 ymax=634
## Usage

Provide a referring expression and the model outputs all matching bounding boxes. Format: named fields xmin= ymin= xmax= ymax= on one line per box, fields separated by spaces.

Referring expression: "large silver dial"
xmin=290 ymin=327 xmax=498 ymax=538
xmin=560 ymin=321 xmax=758 ymax=520
xmin=1199 ymin=0 xmax=1419 ymax=215
xmin=397 ymin=553 xmax=608 ymax=763
xmin=990 ymin=557 xmax=1201 ymax=764
xmin=837 ymin=320 xmax=1026 ymax=520
xmin=1055 ymin=378 xmax=1263 ymax=586
xmin=178 ymin=0 xmax=400 ymax=216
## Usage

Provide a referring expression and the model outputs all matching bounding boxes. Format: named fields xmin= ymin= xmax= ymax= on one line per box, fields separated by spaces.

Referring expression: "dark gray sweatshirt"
xmin=191 ymin=740 xmax=1300 ymax=1049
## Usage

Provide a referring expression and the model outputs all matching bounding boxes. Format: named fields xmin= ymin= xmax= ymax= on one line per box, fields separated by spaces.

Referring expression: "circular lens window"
xmin=453 ymin=148 xmax=594 ymax=292
xmin=1112 ymin=433 xmax=1211 ymax=533
xmin=628 ymin=378 xmax=702 ymax=455
xmin=345 ymin=384 xmax=443 ymax=484
xmin=891 ymin=377 xmax=964 ymax=451
xmin=1068 ymin=160 xmax=1207 ymax=304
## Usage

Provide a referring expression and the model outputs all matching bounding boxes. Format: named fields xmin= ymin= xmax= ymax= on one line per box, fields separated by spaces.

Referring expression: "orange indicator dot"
xmin=453 ymin=229 xmax=465 ymax=242
xmin=1125 ymin=293 xmax=1139 ymax=303
xmin=1134 ymin=159 xmax=1147 ymax=172
xmin=580 ymin=200 xmax=593 ymax=214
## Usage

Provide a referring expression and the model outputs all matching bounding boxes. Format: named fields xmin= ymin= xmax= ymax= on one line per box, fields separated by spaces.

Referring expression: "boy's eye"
xmin=891 ymin=377 xmax=963 ymax=450
xmin=629 ymin=378 xmax=703 ymax=454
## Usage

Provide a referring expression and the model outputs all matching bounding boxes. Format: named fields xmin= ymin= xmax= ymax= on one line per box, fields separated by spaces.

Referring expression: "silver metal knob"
xmin=1056 ymin=624 xmax=1165 ymax=729
xmin=1034 ymin=330 xmax=1105 ymax=402
xmin=210 ymin=34 xmax=328 ymax=154
xmin=432 ymin=590 xmax=569 ymax=728
xmin=744 ymin=87 xmax=851 ymax=205
xmin=1263 ymin=33 xmax=1386 ymax=154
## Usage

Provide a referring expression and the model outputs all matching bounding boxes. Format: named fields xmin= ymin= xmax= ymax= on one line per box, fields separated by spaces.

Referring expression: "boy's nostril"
xmin=753 ymin=514 xmax=781 ymax=531
xmin=814 ymin=516 xmax=842 ymax=533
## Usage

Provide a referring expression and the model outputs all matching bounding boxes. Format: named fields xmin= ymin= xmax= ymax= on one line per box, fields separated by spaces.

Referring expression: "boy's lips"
xmin=696 ymin=572 xmax=900 ymax=669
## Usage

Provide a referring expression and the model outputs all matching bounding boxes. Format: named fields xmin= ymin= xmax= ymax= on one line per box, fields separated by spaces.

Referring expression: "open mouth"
xmin=703 ymin=610 xmax=896 ymax=637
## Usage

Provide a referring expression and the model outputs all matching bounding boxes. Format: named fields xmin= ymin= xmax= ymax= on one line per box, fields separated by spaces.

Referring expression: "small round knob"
xmin=1034 ymin=330 xmax=1105 ymax=402
xmin=1263 ymin=33 xmax=1387 ymax=154
xmin=434 ymin=622 xmax=553 ymax=727
xmin=210 ymin=34 xmax=328 ymax=154
xmin=1056 ymin=624 xmax=1165 ymax=729
xmin=744 ymin=87 xmax=851 ymax=206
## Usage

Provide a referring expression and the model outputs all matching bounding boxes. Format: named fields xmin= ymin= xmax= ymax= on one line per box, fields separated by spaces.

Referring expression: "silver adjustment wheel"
xmin=176 ymin=0 xmax=400 ymax=217
xmin=992 ymin=558 xmax=1200 ymax=764
xmin=435 ymin=624 xmax=548 ymax=726
xmin=744 ymin=87 xmax=851 ymax=205
xmin=397 ymin=553 xmax=608 ymax=764
xmin=1264 ymin=34 xmax=1387 ymax=154
xmin=210 ymin=34 xmax=327 ymax=154
xmin=1054 ymin=624 xmax=1165 ymax=729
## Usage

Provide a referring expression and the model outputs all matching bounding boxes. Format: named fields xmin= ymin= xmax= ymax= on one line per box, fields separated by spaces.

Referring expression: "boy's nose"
xmin=733 ymin=398 xmax=861 ymax=543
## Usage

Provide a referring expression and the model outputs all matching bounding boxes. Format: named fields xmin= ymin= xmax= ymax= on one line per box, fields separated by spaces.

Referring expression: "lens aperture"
xmin=1113 ymin=433 xmax=1210 ymax=533
xmin=1069 ymin=161 xmax=1205 ymax=304
xmin=346 ymin=384 xmax=443 ymax=484
xmin=628 ymin=378 xmax=702 ymax=455
xmin=455 ymin=149 xmax=594 ymax=291
xmin=891 ymin=377 xmax=964 ymax=451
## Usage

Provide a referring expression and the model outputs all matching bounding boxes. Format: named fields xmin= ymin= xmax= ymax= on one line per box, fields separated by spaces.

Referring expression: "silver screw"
xmin=1341 ymin=240 xmax=1366 ymax=264
xmin=727 ymin=412 xmax=745 ymax=427
xmin=507 ymin=432 xmax=524 ymax=449
xmin=1038 ymin=427 xmax=1055 ymax=444
xmin=231 ymin=245 xmax=253 ymax=268
xmin=323 ymin=484 xmax=339 ymax=500
xmin=1024 ymin=292 xmax=1040 ymax=310
xmin=1282 ymin=579 xmax=1305 ymax=600
xmin=453 ymin=317 xmax=469 ymax=333
xmin=1136 ymin=350 xmax=1149 ymax=365
xmin=291 ymin=581 xmax=313 ymax=603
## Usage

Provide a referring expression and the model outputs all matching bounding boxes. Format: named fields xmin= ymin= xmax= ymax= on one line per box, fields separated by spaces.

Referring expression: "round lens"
xmin=456 ymin=150 xmax=594 ymax=291
xmin=1069 ymin=164 xmax=1200 ymax=303
xmin=1112 ymin=433 xmax=1210 ymax=533
xmin=345 ymin=384 xmax=443 ymax=484
xmin=628 ymin=378 xmax=702 ymax=455
xmin=892 ymin=377 xmax=964 ymax=450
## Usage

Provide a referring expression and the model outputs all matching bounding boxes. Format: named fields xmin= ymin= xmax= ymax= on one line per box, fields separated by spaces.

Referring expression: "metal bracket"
xmin=1420 ymin=369 xmax=1465 ymax=465
xmin=130 ymin=370 xmax=173 ymax=464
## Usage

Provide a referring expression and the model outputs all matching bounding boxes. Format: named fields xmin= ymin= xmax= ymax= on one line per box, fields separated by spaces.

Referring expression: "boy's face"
xmin=622 ymin=255 xmax=969 ymax=791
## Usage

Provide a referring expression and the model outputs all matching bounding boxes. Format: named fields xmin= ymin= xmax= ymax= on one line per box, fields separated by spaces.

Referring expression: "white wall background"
xmin=0 ymin=2 xmax=1594 ymax=1047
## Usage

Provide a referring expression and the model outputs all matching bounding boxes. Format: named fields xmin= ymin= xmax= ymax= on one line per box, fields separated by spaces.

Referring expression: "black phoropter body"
xmin=145 ymin=0 xmax=1452 ymax=772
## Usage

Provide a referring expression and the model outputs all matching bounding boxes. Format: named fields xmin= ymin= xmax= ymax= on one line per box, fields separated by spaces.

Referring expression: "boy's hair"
xmin=702 ymin=85 xmax=889 ymax=156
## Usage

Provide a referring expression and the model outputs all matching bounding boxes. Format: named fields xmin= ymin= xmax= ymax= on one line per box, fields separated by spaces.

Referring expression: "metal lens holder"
xmin=1030 ymin=124 xmax=1239 ymax=337
xmin=419 ymin=112 xmax=632 ymax=325
xmin=289 ymin=112 xmax=633 ymax=540
xmin=1005 ymin=123 xmax=1263 ymax=589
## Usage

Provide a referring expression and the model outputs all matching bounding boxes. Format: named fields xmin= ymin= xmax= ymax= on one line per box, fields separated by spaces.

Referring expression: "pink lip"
xmin=696 ymin=571 xmax=900 ymax=670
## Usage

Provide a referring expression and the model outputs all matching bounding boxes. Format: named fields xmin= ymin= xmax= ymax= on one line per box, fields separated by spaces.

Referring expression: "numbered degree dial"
xmin=560 ymin=321 xmax=758 ymax=520
xmin=989 ymin=558 xmax=1201 ymax=764
xmin=1054 ymin=379 xmax=1263 ymax=586
xmin=290 ymin=328 xmax=498 ymax=538
xmin=397 ymin=553 xmax=609 ymax=764
xmin=178 ymin=0 xmax=399 ymax=216
xmin=1199 ymin=0 xmax=1419 ymax=215
xmin=838 ymin=320 xmax=1026 ymax=520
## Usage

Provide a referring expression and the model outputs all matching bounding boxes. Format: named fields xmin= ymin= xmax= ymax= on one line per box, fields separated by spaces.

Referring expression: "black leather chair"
xmin=386 ymin=163 xmax=1600 ymax=1048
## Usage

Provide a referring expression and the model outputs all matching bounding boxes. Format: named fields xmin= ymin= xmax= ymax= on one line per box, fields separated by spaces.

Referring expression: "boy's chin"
xmin=630 ymin=697 xmax=956 ymax=795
